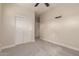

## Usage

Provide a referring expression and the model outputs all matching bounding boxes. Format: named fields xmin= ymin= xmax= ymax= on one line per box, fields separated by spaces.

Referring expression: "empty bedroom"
xmin=0 ymin=3 xmax=79 ymax=56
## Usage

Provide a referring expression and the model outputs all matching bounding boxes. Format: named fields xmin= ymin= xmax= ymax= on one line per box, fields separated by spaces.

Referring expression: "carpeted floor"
xmin=0 ymin=39 xmax=79 ymax=56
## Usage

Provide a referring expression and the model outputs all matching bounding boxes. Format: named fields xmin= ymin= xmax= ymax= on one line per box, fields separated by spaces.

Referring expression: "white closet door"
xmin=15 ymin=16 xmax=25 ymax=45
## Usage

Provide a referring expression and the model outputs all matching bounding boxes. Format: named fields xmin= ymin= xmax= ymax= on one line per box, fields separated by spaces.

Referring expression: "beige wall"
xmin=0 ymin=4 xmax=2 ymax=47
xmin=40 ymin=4 xmax=79 ymax=51
xmin=35 ymin=16 xmax=40 ymax=38
xmin=0 ymin=4 xmax=35 ymax=48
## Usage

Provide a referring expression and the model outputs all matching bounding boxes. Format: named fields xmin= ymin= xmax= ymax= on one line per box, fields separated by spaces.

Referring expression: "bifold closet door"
xmin=15 ymin=16 xmax=25 ymax=45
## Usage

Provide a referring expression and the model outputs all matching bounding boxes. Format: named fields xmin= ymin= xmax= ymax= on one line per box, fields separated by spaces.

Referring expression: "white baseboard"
xmin=0 ymin=40 xmax=35 ymax=51
xmin=0 ymin=44 xmax=16 ymax=51
xmin=43 ymin=39 xmax=79 ymax=52
xmin=15 ymin=40 xmax=35 ymax=46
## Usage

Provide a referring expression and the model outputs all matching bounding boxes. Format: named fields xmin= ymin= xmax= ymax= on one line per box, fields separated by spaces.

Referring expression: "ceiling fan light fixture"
xmin=34 ymin=3 xmax=50 ymax=7
xmin=35 ymin=3 xmax=39 ymax=7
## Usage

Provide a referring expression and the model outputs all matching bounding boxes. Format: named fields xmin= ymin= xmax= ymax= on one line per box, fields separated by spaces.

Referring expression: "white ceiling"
xmin=16 ymin=3 xmax=79 ymax=16
xmin=34 ymin=3 xmax=54 ymax=16
xmin=34 ymin=3 xmax=79 ymax=16
xmin=13 ymin=3 xmax=54 ymax=16
xmin=5 ymin=3 xmax=79 ymax=16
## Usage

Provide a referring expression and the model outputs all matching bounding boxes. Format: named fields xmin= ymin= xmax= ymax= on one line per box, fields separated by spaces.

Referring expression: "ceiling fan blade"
xmin=35 ymin=3 xmax=39 ymax=7
xmin=45 ymin=3 xmax=49 ymax=7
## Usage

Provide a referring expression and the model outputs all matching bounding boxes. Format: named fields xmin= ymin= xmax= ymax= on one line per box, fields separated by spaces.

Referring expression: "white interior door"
xmin=15 ymin=16 xmax=25 ymax=45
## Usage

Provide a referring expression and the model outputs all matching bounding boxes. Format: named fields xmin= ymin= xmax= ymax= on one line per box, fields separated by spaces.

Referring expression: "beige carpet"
xmin=1 ymin=39 xmax=79 ymax=56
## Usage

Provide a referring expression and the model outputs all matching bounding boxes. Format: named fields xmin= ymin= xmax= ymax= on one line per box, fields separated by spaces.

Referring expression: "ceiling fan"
xmin=34 ymin=3 xmax=50 ymax=7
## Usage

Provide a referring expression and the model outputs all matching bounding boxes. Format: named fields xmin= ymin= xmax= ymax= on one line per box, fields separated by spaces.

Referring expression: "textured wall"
xmin=35 ymin=15 xmax=40 ymax=39
xmin=40 ymin=4 xmax=79 ymax=51
xmin=0 ymin=4 xmax=2 ymax=47
xmin=1 ymin=3 xmax=35 ymax=48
